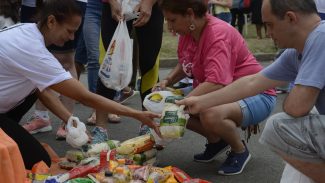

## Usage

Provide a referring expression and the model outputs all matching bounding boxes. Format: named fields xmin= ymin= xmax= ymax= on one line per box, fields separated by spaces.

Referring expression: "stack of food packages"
xmin=25 ymin=133 xmax=210 ymax=183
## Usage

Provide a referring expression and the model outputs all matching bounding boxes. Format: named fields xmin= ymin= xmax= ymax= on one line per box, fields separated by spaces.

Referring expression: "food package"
xmin=116 ymin=134 xmax=155 ymax=155
xmin=66 ymin=150 xmax=85 ymax=163
xmin=86 ymin=142 xmax=109 ymax=156
xmin=58 ymin=160 xmax=77 ymax=170
xmin=147 ymin=167 xmax=172 ymax=183
xmin=143 ymin=90 xmax=184 ymax=114
xmin=133 ymin=149 xmax=157 ymax=165
xmin=160 ymin=104 xmax=188 ymax=139
xmin=107 ymin=140 xmax=120 ymax=149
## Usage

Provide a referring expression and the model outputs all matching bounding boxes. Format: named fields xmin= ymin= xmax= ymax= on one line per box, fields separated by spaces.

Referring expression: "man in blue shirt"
xmin=177 ymin=0 xmax=325 ymax=182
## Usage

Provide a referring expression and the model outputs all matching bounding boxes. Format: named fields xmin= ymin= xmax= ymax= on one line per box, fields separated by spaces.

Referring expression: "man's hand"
xmin=135 ymin=111 xmax=161 ymax=136
xmin=133 ymin=0 xmax=155 ymax=27
xmin=109 ymin=0 xmax=122 ymax=22
xmin=175 ymin=96 xmax=202 ymax=114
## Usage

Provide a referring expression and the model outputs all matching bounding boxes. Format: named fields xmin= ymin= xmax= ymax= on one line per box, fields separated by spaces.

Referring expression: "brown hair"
xmin=269 ymin=0 xmax=317 ymax=19
xmin=0 ymin=0 xmax=21 ymax=23
xmin=35 ymin=0 xmax=82 ymax=28
xmin=159 ymin=0 xmax=207 ymax=18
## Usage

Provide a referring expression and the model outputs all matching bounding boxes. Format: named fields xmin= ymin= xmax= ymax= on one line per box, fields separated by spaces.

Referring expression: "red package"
xmin=171 ymin=167 xmax=192 ymax=182
xmin=184 ymin=179 xmax=212 ymax=183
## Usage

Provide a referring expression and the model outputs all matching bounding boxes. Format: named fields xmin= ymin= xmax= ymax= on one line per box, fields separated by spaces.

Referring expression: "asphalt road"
xmin=22 ymin=60 xmax=287 ymax=183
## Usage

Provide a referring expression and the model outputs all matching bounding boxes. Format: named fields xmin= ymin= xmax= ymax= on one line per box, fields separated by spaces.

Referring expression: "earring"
xmin=189 ymin=23 xmax=196 ymax=31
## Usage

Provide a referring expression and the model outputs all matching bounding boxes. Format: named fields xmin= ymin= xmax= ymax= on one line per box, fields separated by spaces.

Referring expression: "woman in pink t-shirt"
xmin=155 ymin=0 xmax=276 ymax=175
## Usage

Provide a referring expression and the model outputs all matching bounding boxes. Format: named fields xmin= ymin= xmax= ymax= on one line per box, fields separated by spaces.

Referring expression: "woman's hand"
xmin=135 ymin=111 xmax=161 ymax=136
xmin=109 ymin=0 xmax=123 ymax=22
xmin=152 ymin=79 xmax=169 ymax=92
xmin=133 ymin=0 xmax=155 ymax=27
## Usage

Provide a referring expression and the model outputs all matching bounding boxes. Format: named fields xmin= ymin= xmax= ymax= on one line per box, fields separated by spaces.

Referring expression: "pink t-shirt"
xmin=178 ymin=14 xmax=275 ymax=96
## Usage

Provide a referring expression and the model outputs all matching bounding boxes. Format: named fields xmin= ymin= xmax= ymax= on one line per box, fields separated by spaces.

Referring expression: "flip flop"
xmin=108 ymin=114 xmax=121 ymax=123
xmin=86 ymin=112 xmax=96 ymax=126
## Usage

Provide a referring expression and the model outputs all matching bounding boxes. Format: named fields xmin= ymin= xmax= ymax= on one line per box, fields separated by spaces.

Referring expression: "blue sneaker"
xmin=194 ymin=140 xmax=230 ymax=163
xmin=218 ymin=142 xmax=251 ymax=175
xmin=91 ymin=126 xmax=108 ymax=144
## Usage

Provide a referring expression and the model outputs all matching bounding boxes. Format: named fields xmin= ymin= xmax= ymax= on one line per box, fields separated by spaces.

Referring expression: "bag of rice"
xmin=159 ymin=104 xmax=187 ymax=139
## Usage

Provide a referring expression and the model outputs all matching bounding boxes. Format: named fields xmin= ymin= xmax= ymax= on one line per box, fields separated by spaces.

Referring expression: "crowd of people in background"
xmin=1 ymin=0 xmax=325 ymax=182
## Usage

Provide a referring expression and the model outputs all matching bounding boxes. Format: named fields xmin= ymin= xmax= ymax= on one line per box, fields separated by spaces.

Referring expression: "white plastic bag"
xmin=122 ymin=0 xmax=141 ymax=21
xmin=143 ymin=90 xmax=184 ymax=114
xmin=99 ymin=20 xmax=133 ymax=91
xmin=66 ymin=116 xmax=89 ymax=148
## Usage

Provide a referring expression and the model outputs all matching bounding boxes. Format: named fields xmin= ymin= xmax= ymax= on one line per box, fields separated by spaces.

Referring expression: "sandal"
xmin=108 ymin=114 xmax=121 ymax=123
xmin=86 ymin=112 xmax=96 ymax=126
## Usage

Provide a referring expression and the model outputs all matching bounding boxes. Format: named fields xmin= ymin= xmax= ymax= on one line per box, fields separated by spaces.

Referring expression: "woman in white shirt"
xmin=0 ymin=0 xmax=160 ymax=170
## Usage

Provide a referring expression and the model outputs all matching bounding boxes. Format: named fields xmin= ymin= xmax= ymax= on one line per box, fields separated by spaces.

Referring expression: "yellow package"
xmin=117 ymin=134 xmax=155 ymax=155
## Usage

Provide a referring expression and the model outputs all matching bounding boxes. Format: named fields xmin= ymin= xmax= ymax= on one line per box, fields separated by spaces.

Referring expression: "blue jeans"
xmin=238 ymin=93 xmax=277 ymax=127
xmin=319 ymin=13 xmax=325 ymax=20
xmin=216 ymin=12 xmax=232 ymax=24
xmin=75 ymin=0 xmax=102 ymax=93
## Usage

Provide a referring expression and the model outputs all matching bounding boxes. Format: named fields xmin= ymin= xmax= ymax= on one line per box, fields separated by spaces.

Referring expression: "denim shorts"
xmin=238 ymin=93 xmax=276 ymax=127
xmin=259 ymin=112 xmax=325 ymax=163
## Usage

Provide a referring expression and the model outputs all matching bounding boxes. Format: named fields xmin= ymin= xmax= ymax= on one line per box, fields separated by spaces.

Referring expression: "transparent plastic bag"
xmin=99 ymin=20 xmax=133 ymax=91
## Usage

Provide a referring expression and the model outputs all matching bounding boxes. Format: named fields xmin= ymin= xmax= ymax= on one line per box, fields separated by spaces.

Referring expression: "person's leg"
xmin=196 ymin=94 xmax=276 ymax=175
xmin=135 ymin=3 xmax=163 ymax=135
xmin=199 ymin=102 xmax=244 ymax=152
xmin=230 ymin=8 xmax=237 ymax=28
xmin=75 ymin=32 xmax=86 ymax=80
xmin=256 ymin=24 xmax=262 ymax=39
xmin=95 ymin=78 xmax=117 ymax=127
xmin=260 ymin=112 xmax=325 ymax=182
xmin=237 ymin=9 xmax=245 ymax=35
xmin=97 ymin=3 xmax=121 ymax=124
xmin=280 ymin=153 xmax=325 ymax=183
xmin=83 ymin=0 xmax=102 ymax=93
xmin=135 ymin=3 xmax=164 ymax=102
xmin=20 ymin=5 xmax=37 ymax=23
xmin=0 ymin=116 xmax=51 ymax=169
xmin=1 ymin=90 xmax=51 ymax=169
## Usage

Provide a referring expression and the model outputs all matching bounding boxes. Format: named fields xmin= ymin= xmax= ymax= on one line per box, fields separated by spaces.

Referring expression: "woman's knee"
xmin=200 ymin=108 xmax=224 ymax=128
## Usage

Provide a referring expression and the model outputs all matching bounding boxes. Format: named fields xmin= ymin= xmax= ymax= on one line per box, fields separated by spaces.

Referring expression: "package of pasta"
xmin=159 ymin=104 xmax=188 ymax=139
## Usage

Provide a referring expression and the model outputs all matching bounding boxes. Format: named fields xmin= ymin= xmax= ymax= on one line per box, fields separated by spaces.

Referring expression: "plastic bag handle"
xmin=66 ymin=116 xmax=80 ymax=132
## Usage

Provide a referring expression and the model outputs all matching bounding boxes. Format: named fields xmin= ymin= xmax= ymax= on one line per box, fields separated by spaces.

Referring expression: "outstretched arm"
xmin=50 ymin=78 xmax=161 ymax=134
xmin=177 ymin=73 xmax=285 ymax=114
xmin=38 ymin=89 xmax=72 ymax=123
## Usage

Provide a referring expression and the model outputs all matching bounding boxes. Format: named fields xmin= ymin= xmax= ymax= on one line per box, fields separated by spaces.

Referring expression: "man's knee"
xmin=260 ymin=112 xmax=292 ymax=143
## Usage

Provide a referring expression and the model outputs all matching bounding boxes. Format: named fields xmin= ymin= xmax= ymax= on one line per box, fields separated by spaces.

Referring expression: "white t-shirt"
xmin=0 ymin=23 xmax=72 ymax=113
xmin=315 ymin=0 xmax=325 ymax=14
